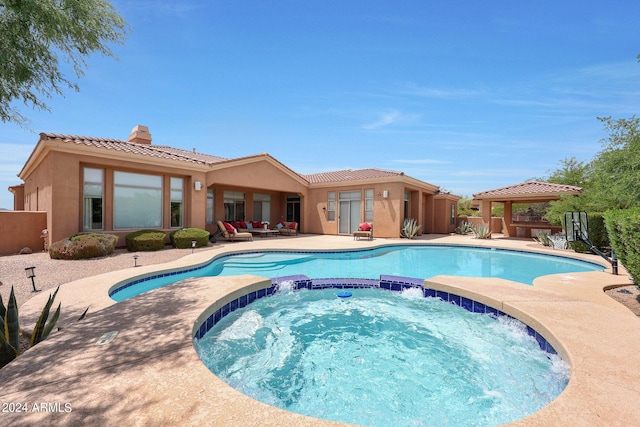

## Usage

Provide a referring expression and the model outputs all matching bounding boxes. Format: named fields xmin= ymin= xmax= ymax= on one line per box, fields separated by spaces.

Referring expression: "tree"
xmin=457 ymin=196 xmax=477 ymax=217
xmin=0 ymin=0 xmax=128 ymax=126
xmin=589 ymin=116 xmax=640 ymax=209
xmin=545 ymin=116 xmax=640 ymax=225
xmin=546 ymin=156 xmax=591 ymax=187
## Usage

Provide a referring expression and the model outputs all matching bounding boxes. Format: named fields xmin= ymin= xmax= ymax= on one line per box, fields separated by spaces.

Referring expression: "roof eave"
xmin=19 ymin=137 xmax=213 ymax=179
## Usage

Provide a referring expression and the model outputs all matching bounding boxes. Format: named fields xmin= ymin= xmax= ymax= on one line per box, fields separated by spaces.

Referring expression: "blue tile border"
xmin=193 ymin=275 xmax=559 ymax=356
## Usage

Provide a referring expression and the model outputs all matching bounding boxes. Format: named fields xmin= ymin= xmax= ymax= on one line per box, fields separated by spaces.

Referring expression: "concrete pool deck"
xmin=1 ymin=234 xmax=639 ymax=426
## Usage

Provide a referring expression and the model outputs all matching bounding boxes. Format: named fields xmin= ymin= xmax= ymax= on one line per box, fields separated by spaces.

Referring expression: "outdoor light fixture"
xmin=194 ymin=181 xmax=203 ymax=191
xmin=25 ymin=266 xmax=39 ymax=292
xmin=191 ymin=240 xmax=196 ymax=254
xmin=133 ymin=254 xmax=139 ymax=267
xmin=382 ymin=190 xmax=389 ymax=198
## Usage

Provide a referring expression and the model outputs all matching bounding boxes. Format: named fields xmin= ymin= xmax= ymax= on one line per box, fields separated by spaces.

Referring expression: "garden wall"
xmin=0 ymin=211 xmax=47 ymax=256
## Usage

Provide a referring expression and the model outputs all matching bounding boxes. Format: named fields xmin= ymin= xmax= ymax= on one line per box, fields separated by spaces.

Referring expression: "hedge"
xmin=169 ymin=228 xmax=210 ymax=249
xmin=604 ymin=207 xmax=640 ymax=284
xmin=125 ymin=229 xmax=167 ymax=252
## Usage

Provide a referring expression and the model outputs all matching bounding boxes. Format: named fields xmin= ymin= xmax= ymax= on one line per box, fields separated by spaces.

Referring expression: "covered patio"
xmin=473 ymin=181 xmax=583 ymax=238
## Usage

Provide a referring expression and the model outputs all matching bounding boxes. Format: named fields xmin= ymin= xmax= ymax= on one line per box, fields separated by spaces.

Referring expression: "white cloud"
xmin=362 ymin=111 xmax=422 ymax=130
xmin=395 ymin=82 xmax=483 ymax=99
xmin=362 ymin=111 xmax=402 ymax=130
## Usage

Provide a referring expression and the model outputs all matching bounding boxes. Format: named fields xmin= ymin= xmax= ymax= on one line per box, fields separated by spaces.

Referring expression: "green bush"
xmin=125 ymin=229 xmax=166 ymax=252
xmin=604 ymin=208 xmax=640 ymax=284
xmin=170 ymin=228 xmax=210 ymax=249
xmin=49 ymin=233 xmax=118 ymax=260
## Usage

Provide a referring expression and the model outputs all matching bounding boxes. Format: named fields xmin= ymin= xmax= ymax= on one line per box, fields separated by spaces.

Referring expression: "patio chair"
xmin=216 ymin=221 xmax=253 ymax=242
xmin=353 ymin=222 xmax=372 ymax=240
xmin=278 ymin=221 xmax=298 ymax=236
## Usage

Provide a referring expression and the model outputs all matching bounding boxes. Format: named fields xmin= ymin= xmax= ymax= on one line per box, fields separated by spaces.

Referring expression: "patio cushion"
xmin=289 ymin=222 xmax=297 ymax=229
xmin=359 ymin=222 xmax=371 ymax=231
xmin=223 ymin=222 xmax=236 ymax=233
xmin=239 ymin=221 xmax=247 ymax=229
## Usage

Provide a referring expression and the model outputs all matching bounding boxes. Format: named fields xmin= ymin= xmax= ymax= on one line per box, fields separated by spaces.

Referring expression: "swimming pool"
xmin=110 ymin=245 xmax=603 ymax=302
xmin=196 ymin=285 xmax=570 ymax=427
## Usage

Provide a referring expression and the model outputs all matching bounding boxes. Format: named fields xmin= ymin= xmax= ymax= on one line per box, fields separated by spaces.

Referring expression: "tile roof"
xmin=40 ymin=133 xmax=228 ymax=165
xmin=39 ymin=133 xmax=430 ymax=188
xmin=302 ymin=168 xmax=405 ymax=184
xmin=473 ymin=181 xmax=582 ymax=198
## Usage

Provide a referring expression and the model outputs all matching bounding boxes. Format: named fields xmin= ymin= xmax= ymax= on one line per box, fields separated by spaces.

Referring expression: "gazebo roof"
xmin=473 ymin=181 xmax=582 ymax=202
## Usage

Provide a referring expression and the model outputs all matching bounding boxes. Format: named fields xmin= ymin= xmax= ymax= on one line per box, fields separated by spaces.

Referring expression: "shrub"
xmin=534 ymin=231 xmax=552 ymax=247
xmin=49 ymin=233 xmax=118 ymax=260
xmin=125 ymin=229 xmax=166 ymax=252
xmin=472 ymin=223 xmax=491 ymax=239
xmin=604 ymin=208 xmax=640 ymax=284
xmin=400 ymin=219 xmax=422 ymax=239
xmin=455 ymin=221 xmax=474 ymax=235
xmin=170 ymin=228 xmax=210 ymax=249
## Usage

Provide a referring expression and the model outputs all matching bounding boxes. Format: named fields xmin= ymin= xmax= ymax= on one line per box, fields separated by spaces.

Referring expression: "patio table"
xmin=249 ymin=229 xmax=280 ymax=238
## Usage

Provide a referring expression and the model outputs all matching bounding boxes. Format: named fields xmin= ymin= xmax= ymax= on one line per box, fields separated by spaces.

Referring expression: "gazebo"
xmin=472 ymin=181 xmax=583 ymax=238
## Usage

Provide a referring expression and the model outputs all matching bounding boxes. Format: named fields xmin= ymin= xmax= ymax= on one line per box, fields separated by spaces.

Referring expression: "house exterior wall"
xmin=0 ymin=211 xmax=47 ymax=256
xmin=433 ymin=195 xmax=458 ymax=234
xmin=422 ymin=193 xmax=435 ymax=233
xmin=306 ymin=182 xmax=409 ymax=238
xmin=21 ymin=148 xmax=209 ymax=246
xmin=8 ymin=185 xmax=25 ymax=210
xmin=10 ymin=132 xmax=460 ymax=245
xmin=207 ymin=161 xmax=307 ymax=195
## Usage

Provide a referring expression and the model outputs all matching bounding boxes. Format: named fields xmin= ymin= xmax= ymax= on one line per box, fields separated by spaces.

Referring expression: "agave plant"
xmin=0 ymin=286 xmax=61 ymax=369
xmin=534 ymin=231 xmax=552 ymax=247
xmin=472 ymin=223 xmax=492 ymax=239
xmin=455 ymin=221 xmax=475 ymax=235
xmin=401 ymin=218 xmax=422 ymax=239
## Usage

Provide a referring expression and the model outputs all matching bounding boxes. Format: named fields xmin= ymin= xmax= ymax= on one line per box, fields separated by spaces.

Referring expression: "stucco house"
xmin=6 ymin=125 xmax=459 ymax=251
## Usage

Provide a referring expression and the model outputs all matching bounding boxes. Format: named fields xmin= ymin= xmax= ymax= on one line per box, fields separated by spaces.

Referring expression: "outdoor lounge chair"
xmin=216 ymin=221 xmax=253 ymax=241
xmin=277 ymin=221 xmax=298 ymax=236
xmin=353 ymin=222 xmax=372 ymax=240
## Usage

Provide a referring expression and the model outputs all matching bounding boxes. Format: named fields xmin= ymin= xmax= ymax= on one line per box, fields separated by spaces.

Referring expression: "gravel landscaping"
xmin=0 ymin=246 xmax=214 ymax=309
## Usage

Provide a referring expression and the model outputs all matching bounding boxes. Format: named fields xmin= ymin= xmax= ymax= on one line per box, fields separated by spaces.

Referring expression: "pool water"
xmin=196 ymin=287 xmax=570 ymax=427
xmin=110 ymin=245 xmax=602 ymax=301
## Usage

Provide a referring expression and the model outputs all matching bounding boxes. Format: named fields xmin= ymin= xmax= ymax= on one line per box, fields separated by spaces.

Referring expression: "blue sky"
xmin=1 ymin=0 xmax=639 ymax=209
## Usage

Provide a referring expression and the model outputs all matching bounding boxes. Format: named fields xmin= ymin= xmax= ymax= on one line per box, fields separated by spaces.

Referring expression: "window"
xmin=83 ymin=168 xmax=103 ymax=230
xmin=327 ymin=192 xmax=335 ymax=221
xmin=206 ymin=189 xmax=215 ymax=225
xmin=114 ymin=171 xmax=162 ymax=229
xmin=253 ymin=193 xmax=271 ymax=222
xmin=365 ymin=189 xmax=374 ymax=222
xmin=224 ymin=191 xmax=245 ymax=221
xmin=170 ymin=177 xmax=183 ymax=228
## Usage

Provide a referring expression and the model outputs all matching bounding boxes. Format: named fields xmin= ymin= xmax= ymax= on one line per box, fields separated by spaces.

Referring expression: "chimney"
xmin=128 ymin=125 xmax=152 ymax=145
